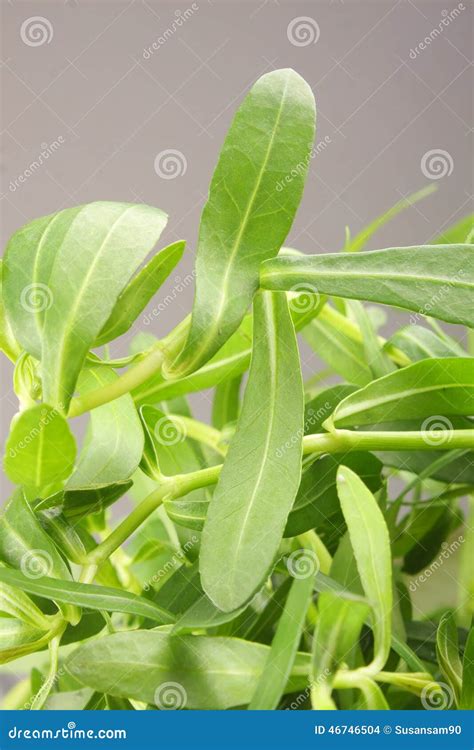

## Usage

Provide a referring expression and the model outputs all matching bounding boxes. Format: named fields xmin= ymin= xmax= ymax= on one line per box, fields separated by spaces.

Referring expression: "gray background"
xmin=0 ymin=0 xmax=472 ymax=699
xmin=1 ymin=0 xmax=472 ymax=486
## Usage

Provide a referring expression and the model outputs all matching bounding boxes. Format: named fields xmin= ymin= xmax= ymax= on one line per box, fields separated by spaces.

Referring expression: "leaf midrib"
xmin=180 ymin=72 xmax=291 ymax=373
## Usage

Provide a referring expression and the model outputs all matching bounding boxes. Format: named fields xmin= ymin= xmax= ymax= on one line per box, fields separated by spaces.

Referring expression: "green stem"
xmin=85 ymin=428 xmax=474 ymax=566
xmin=86 ymin=465 xmax=220 ymax=565
xmin=68 ymin=345 xmax=166 ymax=417
xmin=302 ymin=429 xmax=474 ymax=454
xmin=168 ymin=414 xmax=227 ymax=455
xmin=30 ymin=627 xmax=64 ymax=710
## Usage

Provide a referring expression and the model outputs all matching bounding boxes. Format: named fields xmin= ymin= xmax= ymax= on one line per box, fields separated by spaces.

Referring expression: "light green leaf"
xmin=95 ymin=240 xmax=185 ymax=346
xmin=66 ymin=630 xmax=309 ymax=709
xmin=0 ymin=567 xmax=175 ymax=625
xmin=166 ymin=68 xmax=316 ymax=377
xmin=349 ymin=300 xmax=396 ymax=378
xmin=436 ymin=611 xmax=463 ymax=707
xmin=336 ymin=465 xmax=392 ymax=673
xmin=327 ymin=358 xmax=474 ymax=428
xmin=201 ymin=291 xmax=304 ymax=611
xmin=3 ymin=202 xmax=167 ymax=410
xmin=433 ymin=214 xmax=473 ymax=244
xmin=4 ymin=404 xmax=76 ymax=488
xmin=303 ymin=315 xmax=373 ymax=387
xmin=386 ymin=325 xmax=466 ymax=362
xmin=212 ymin=375 xmax=242 ymax=430
xmin=0 ymin=618 xmax=54 ymax=665
xmin=249 ymin=573 xmax=314 ymax=709
xmin=0 ymin=490 xmax=77 ymax=622
xmin=261 ymin=244 xmax=474 ymax=328
xmin=0 ymin=260 xmax=21 ymax=362
xmin=345 ymin=186 xmax=436 ymax=253
xmin=67 ymin=366 xmax=143 ymax=489
xmin=460 ymin=626 xmax=474 ymax=709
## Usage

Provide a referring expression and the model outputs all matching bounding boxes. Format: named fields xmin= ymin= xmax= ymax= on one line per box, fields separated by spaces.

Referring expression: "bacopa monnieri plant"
xmin=0 ymin=69 xmax=473 ymax=711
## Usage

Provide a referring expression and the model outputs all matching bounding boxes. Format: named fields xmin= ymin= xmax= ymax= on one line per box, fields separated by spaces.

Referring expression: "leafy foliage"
xmin=0 ymin=68 xmax=473 ymax=712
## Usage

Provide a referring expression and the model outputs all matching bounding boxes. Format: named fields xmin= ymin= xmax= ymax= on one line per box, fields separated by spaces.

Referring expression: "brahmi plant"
xmin=0 ymin=69 xmax=473 ymax=711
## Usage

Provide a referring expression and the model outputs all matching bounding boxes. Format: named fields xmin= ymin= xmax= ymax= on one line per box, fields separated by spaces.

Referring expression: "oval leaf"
xmin=166 ymin=68 xmax=316 ymax=377
xmin=200 ymin=291 xmax=304 ymax=612
xmin=4 ymin=405 xmax=76 ymax=488
xmin=261 ymin=244 xmax=474 ymax=328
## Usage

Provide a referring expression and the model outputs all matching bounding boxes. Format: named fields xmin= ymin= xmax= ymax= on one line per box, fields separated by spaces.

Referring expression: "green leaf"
xmin=67 ymin=366 xmax=143 ymax=489
xmin=4 ymin=404 xmax=76 ymax=488
xmin=66 ymin=630 xmax=309 ymax=709
xmin=460 ymin=626 xmax=474 ymax=709
xmin=311 ymin=592 xmax=369 ymax=707
xmin=200 ymin=291 xmax=304 ymax=611
xmin=3 ymin=202 xmax=168 ymax=410
xmin=249 ymin=573 xmax=314 ymax=709
xmin=0 ymin=567 xmax=175 ymax=625
xmin=433 ymin=215 xmax=473 ymax=244
xmin=303 ymin=315 xmax=372 ymax=387
xmin=386 ymin=325 xmax=466 ymax=362
xmin=336 ymin=466 xmax=392 ymax=672
xmin=345 ymin=186 xmax=436 ymax=253
xmin=0 ymin=618 xmax=54 ymax=665
xmin=0 ymin=260 xmax=21 ymax=362
xmin=95 ymin=240 xmax=185 ymax=346
xmin=261 ymin=244 xmax=474 ymax=328
xmin=349 ymin=300 xmax=396 ymax=378
xmin=284 ymin=452 xmax=382 ymax=538
xmin=436 ymin=611 xmax=463 ymax=706
xmin=166 ymin=69 xmax=316 ymax=377
xmin=0 ymin=490 xmax=76 ymax=622
xmin=328 ymin=358 xmax=474 ymax=428
xmin=212 ymin=375 xmax=242 ymax=430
